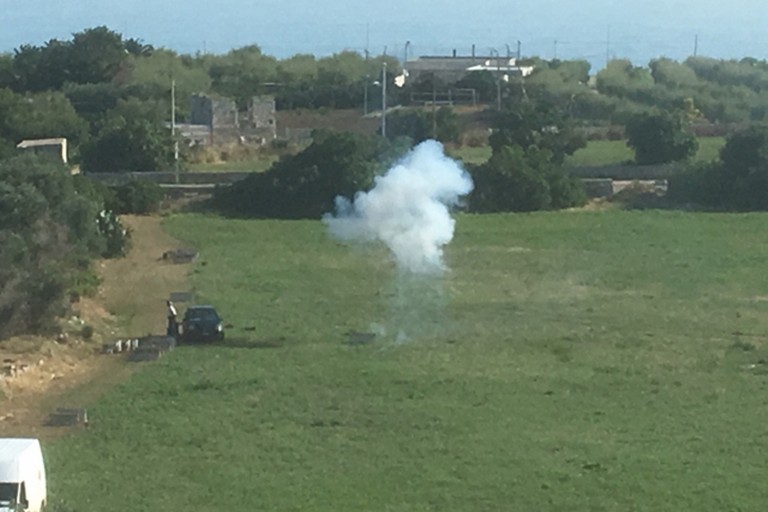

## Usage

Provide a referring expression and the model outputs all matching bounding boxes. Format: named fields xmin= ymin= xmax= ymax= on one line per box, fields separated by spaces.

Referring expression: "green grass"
xmin=447 ymin=145 xmax=492 ymax=165
xmin=565 ymin=137 xmax=726 ymax=167
xmin=695 ymin=136 xmax=726 ymax=162
xmin=565 ymin=140 xmax=634 ymax=167
xmin=188 ymin=156 xmax=277 ymax=173
xmin=450 ymin=137 xmax=727 ymax=168
xmin=47 ymin=211 xmax=768 ymax=511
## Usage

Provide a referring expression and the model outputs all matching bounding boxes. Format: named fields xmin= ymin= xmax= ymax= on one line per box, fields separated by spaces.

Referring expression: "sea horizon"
xmin=3 ymin=0 xmax=768 ymax=71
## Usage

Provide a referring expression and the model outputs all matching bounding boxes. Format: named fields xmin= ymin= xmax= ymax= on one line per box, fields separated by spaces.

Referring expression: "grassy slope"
xmin=47 ymin=211 xmax=768 ymax=511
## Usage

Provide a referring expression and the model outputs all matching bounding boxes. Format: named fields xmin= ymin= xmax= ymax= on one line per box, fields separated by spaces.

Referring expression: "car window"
xmin=185 ymin=309 xmax=219 ymax=321
xmin=0 ymin=483 xmax=18 ymax=503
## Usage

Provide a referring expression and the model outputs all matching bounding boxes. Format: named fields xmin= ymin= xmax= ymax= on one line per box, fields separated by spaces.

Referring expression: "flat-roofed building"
xmin=16 ymin=138 xmax=68 ymax=164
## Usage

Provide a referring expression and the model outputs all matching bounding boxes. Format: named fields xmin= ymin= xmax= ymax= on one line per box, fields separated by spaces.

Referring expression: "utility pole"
xmin=364 ymin=49 xmax=370 ymax=116
xmin=693 ymin=34 xmax=699 ymax=57
xmin=431 ymin=72 xmax=437 ymax=139
xmin=490 ymin=48 xmax=501 ymax=110
xmin=517 ymin=40 xmax=522 ymax=61
xmin=381 ymin=61 xmax=387 ymax=138
xmin=171 ymin=78 xmax=179 ymax=183
xmin=606 ymin=25 xmax=611 ymax=68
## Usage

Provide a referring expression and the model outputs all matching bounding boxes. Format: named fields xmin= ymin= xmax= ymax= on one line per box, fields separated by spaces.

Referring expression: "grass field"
xmin=188 ymin=155 xmax=277 ymax=173
xmin=189 ymin=137 xmax=725 ymax=173
xmin=449 ymin=137 xmax=727 ymax=168
xmin=46 ymin=211 xmax=768 ymax=511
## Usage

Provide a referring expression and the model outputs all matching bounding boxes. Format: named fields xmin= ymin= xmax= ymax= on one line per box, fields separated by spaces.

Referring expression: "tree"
xmin=718 ymin=125 xmax=768 ymax=209
xmin=489 ymin=100 xmax=586 ymax=164
xmin=10 ymin=27 xmax=130 ymax=92
xmin=469 ymin=144 xmax=585 ymax=213
xmin=0 ymin=154 xmax=128 ymax=338
xmin=208 ymin=45 xmax=278 ymax=106
xmin=668 ymin=126 xmax=768 ymax=210
xmin=434 ymin=107 xmax=460 ymax=144
xmin=123 ymin=38 xmax=154 ymax=57
xmin=0 ymin=54 xmax=13 ymax=89
xmin=68 ymin=26 xmax=129 ymax=85
xmin=455 ymin=70 xmax=498 ymax=103
xmin=625 ymin=111 xmax=698 ymax=165
xmin=80 ymin=98 xmax=175 ymax=173
xmin=214 ymin=130 xmax=386 ymax=218
xmin=650 ymin=58 xmax=701 ymax=89
xmin=596 ymin=59 xmax=655 ymax=99
xmin=385 ymin=110 xmax=431 ymax=144
xmin=0 ymin=89 xmax=88 ymax=160
xmin=129 ymin=49 xmax=211 ymax=119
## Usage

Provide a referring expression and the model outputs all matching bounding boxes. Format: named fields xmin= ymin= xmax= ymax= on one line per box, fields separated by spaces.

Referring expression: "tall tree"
xmin=68 ymin=26 xmax=129 ymax=84
xmin=625 ymin=111 xmax=698 ymax=165
xmin=80 ymin=98 xmax=174 ymax=173
xmin=489 ymin=99 xmax=585 ymax=164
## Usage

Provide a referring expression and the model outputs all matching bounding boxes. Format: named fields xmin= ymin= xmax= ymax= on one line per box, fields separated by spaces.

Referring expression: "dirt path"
xmin=0 ymin=215 xmax=190 ymax=439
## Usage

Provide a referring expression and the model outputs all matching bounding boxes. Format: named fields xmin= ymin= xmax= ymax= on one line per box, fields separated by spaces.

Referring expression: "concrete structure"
xmin=187 ymin=94 xmax=276 ymax=145
xmin=173 ymin=123 xmax=212 ymax=147
xmin=405 ymin=56 xmax=534 ymax=84
xmin=16 ymin=138 xmax=67 ymax=164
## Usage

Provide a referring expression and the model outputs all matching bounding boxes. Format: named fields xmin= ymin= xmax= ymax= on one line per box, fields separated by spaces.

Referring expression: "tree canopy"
xmin=0 ymin=155 xmax=129 ymax=338
xmin=625 ymin=111 xmax=698 ymax=165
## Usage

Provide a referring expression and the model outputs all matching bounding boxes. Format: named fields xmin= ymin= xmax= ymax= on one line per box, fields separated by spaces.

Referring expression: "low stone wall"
xmin=568 ymin=164 xmax=680 ymax=180
xmin=85 ymin=171 xmax=252 ymax=185
xmin=85 ymin=172 xmax=647 ymax=200
xmin=581 ymin=179 xmax=615 ymax=198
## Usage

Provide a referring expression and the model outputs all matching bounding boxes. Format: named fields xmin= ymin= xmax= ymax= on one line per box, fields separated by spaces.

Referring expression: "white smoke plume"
xmin=323 ymin=140 xmax=473 ymax=274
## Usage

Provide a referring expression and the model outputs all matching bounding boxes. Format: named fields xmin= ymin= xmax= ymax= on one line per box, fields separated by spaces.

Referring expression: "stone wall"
xmin=85 ymin=171 xmax=251 ymax=185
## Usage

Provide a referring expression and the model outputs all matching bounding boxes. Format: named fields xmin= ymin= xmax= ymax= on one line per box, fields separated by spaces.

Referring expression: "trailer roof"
xmin=0 ymin=439 xmax=38 ymax=462
xmin=0 ymin=439 xmax=40 ymax=482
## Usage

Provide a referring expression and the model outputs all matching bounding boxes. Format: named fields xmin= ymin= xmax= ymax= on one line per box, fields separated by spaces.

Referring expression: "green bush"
xmin=667 ymin=162 xmax=724 ymax=208
xmin=626 ymin=111 xmax=698 ymax=165
xmin=668 ymin=126 xmax=768 ymax=210
xmin=0 ymin=155 xmax=130 ymax=339
xmin=79 ymin=98 xmax=176 ymax=173
xmin=469 ymin=145 xmax=586 ymax=213
xmin=70 ymin=268 xmax=102 ymax=301
xmin=213 ymin=130 xmax=386 ymax=219
xmin=384 ymin=107 xmax=460 ymax=145
xmin=97 ymin=209 xmax=132 ymax=257
xmin=81 ymin=324 xmax=94 ymax=340
xmin=109 ymin=180 xmax=164 ymax=214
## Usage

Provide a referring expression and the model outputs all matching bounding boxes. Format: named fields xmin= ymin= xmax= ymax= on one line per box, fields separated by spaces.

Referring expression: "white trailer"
xmin=0 ymin=439 xmax=46 ymax=512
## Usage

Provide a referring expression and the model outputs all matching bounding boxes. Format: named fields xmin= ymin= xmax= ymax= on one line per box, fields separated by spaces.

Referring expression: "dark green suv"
xmin=181 ymin=305 xmax=224 ymax=343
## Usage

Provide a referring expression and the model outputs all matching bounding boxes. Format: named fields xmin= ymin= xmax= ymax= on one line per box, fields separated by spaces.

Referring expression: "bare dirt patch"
xmin=0 ymin=215 xmax=190 ymax=439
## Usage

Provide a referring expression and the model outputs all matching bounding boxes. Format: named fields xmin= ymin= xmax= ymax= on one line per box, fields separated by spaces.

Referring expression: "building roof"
xmin=405 ymin=56 xmax=535 ymax=81
xmin=0 ymin=439 xmax=39 ymax=481
xmin=16 ymin=138 xmax=67 ymax=149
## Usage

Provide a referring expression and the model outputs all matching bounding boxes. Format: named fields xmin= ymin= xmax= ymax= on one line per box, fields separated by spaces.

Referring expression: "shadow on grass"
xmin=610 ymin=188 xmax=716 ymax=212
xmin=180 ymin=336 xmax=287 ymax=350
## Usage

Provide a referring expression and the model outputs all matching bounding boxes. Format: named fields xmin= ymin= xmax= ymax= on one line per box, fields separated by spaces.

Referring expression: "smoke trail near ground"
xmin=323 ymin=140 xmax=473 ymax=275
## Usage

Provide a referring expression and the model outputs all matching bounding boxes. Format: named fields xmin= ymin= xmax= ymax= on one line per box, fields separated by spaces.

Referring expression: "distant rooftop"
xmin=16 ymin=137 xmax=68 ymax=164
xmin=17 ymin=137 xmax=67 ymax=148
